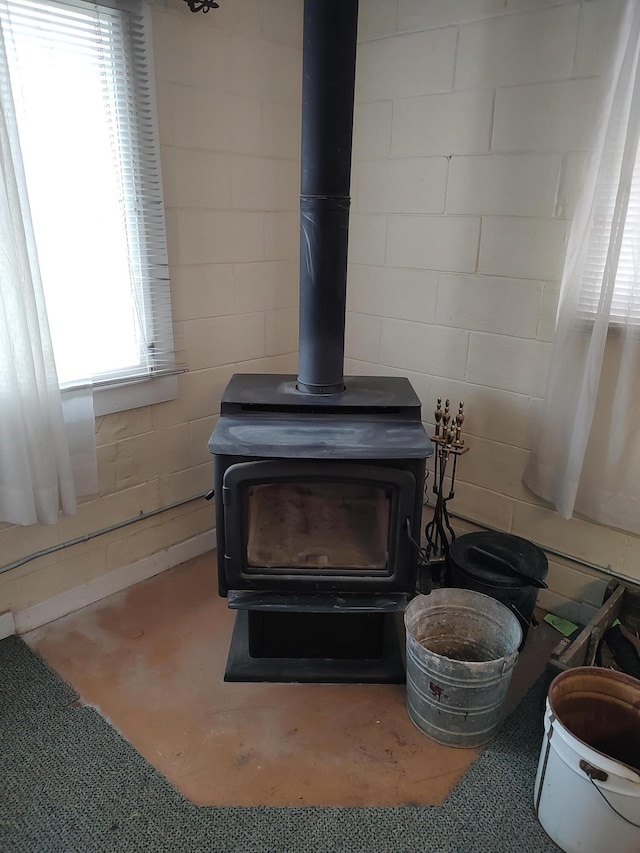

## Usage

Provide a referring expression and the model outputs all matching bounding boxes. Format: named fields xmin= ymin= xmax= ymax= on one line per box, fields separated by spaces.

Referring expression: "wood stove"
xmin=209 ymin=374 xmax=431 ymax=682
xmin=207 ymin=0 xmax=433 ymax=682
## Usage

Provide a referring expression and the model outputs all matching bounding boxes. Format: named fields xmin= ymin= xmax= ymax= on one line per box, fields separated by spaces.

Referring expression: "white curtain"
xmin=0 ymin=17 xmax=97 ymax=526
xmin=523 ymin=0 xmax=640 ymax=534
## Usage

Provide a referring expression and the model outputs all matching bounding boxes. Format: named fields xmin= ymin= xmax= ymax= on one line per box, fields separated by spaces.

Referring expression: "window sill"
xmin=62 ymin=374 xmax=178 ymax=417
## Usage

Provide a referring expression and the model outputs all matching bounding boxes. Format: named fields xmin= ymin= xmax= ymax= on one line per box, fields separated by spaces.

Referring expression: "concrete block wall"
xmin=0 ymin=0 xmax=302 ymax=625
xmin=346 ymin=0 xmax=640 ymax=603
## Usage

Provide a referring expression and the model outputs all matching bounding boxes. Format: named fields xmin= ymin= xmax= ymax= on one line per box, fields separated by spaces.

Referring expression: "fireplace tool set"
xmin=417 ymin=398 xmax=470 ymax=592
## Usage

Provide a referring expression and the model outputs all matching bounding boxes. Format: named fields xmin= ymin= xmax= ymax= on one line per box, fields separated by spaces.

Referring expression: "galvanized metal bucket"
xmin=405 ymin=588 xmax=522 ymax=748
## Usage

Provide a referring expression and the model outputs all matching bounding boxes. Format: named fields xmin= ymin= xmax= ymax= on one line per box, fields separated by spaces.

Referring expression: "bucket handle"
xmin=501 ymin=650 xmax=518 ymax=675
xmin=580 ymin=760 xmax=640 ymax=828
xmin=510 ymin=603 xmax=538 ymax=632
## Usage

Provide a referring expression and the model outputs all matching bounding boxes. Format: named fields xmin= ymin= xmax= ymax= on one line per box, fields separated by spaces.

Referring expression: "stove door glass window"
xmin=246 ymin=482 xmax=390 ymax=570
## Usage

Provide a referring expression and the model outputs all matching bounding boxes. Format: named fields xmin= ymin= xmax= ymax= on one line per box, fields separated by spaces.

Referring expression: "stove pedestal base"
xmin=224 ymin=609 xmax=406 ymax=683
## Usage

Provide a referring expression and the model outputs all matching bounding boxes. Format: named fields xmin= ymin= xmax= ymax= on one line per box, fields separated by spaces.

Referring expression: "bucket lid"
xmin=448 ymin=532 xmax=548 ymax=589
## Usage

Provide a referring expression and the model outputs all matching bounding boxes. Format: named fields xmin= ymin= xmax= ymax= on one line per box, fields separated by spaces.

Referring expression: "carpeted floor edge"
xmin=0 ymin=636 xmax=559 ymax=852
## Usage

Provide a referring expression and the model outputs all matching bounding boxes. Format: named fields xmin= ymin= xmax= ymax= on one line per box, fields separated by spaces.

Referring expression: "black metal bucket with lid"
xmin=446 ymin=532 xmax=548 ymax=649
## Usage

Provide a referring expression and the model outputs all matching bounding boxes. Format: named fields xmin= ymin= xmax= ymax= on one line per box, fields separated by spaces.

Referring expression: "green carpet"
xmin=0 ymin=636 xmax=558 ymax=852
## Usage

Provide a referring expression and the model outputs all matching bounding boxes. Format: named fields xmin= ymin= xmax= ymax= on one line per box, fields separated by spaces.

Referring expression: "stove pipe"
xmin=296 ymin=0 xmax=358 ymax=395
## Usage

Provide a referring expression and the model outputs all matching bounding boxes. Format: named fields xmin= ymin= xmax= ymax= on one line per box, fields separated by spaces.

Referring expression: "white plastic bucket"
xmin=534 ymin=667 xmax=640 ymax=853
xmin=404 ymin=589 xmax=522 ymax=748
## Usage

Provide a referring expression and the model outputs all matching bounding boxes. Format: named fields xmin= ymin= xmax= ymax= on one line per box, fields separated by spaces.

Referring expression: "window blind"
xmin=1 ymin=0 xmax=177 ymax=386
xmin=577 ymin=46 xmax=640 ymax=327
xmin=578 ymin=144 xmax=640 ymax=324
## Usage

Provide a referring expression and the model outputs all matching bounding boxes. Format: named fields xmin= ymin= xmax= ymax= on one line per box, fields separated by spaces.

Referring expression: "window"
xmin=578 ymin=146 xmax=640 ymax=325
xmin=578 ymin=81 xmax=640 ymax=326
xmin=1 ymin=0 xmax=176 ymax=411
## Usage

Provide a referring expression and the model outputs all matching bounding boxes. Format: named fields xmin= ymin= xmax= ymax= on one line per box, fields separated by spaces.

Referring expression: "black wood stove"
xmin=208 ymin=0 xmax=432 ymax=682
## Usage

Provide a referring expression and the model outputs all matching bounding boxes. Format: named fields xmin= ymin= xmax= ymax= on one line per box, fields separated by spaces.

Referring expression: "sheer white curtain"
xmin=524 ymin=0 xmax=640 ymax=534
xmin=0 ymin=16 xmax=97 ymax=526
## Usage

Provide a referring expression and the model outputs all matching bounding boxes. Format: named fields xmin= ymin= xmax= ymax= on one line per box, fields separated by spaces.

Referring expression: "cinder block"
xmin=574 ymin=0 xmax=625 ymax=79
xmin=164 ymin=208 xmax=179 ymax=267
xmin=392 ymin=90 xmax=494 ymax=157
xmin=231 ymin=156 xmax=299 ymax=211
xmin=478 ymin=217 xmax=568 ymax=281
xmin=347 ymin=214 xmax=387 ymax=266
xmin=184 ymin=312 xmax=266 ymax=370
xmin=230 ymin=33 xmax=301 ymax=103
xmin=262 ymin=0 xmax=304 ymax=47
xmin=152 ymin=11 xmax=187 ymax=85
xmin=536 ymin=282 xmax=561 ymax=342
xmin=151 ymin=364 xmax=236 ymax=428
xmin=353 ymin=101 xmax=393 ymax=160
xmin=455 ymin=5 xmax=579 ymax=90
xmin=106 ymin=505 xmax=212 ymax=571
xmin=512 ymin=501 xmax=628 ymax=573
xmin=545 ymin=559 xmax=608 ymax=608
xmin=428 ymin=379 xmax=530 ymax=446
xmin=159 ymin=463 xmax=215 ymax=506
xmin=445 ymin=480 xmax=514 ymax=533
xmin=180 ymin=21 xmax=231 ymax=90
xmin=459 ymin=434 xmax=534 ymax=501
xmin=356 ymin=157 xmax=448 ymax=214
xmin=398 ymin=0 xmax=508 ymax=31
xmin=466 ymin=332 xmax=551 ymax=396
xmin=56 ymin=482 xmax=161 ymax=543
xmin=0 ymin=523 xmax=60 ymax=571
xmin=387 ymin=215 xmax=481 ymax=272
xmin=345 ymin=312 xmax=382 ymax=363
xmin=349 ymin=264 xmax=437 ymax=323
xmin=95 ymin=408 xmax=153 ymax=446
xmin=436 ymin=273 xmax=544 ymax=338
xmin=207 ymin=0 xmax=264 ymax=38
xmin=380 ymin=319 xmax=469 ymax=379
xmin=264 ymin=211 xmax=299 ymax=261
xmin=358 ymin=0 xmax=397 ymax=40
xmin=356 ymin=28 xmax=457 ymax=102
xmin=161 ymin=147 xmax=232 ymax=211
xmin=0 ymin=547 xmax=108 ymax=612
xmin=188 ymin=415 xmax=219 ymax=467
xmin=446 ymin=155 xmax=560 ymax=217
xmin=170 ymin=85 xmax=262 ymax=155
xmin=234 ymin=260 xmax=298 ymax=313
xmin=155 ymin=81 xmax=176 ymax=148
xmin=555 ymin=152 xmax=588 ymax=219
xmin=177 ymin=210 xmax=264 ymax=265
xmin=113 ymin=425 xmax=192 ymax=490
xmin=266 ymin=306 xmax=299 ymax=356
xmin=171 ymin=264 xmax=236 ymax=322
xmin=97 ymin=442 xmax=118 ymax=497
xmin=238 ymin=353 xmax=298 ymax=373
xmin=622 ymin=536 xmax=640 ymax=584
xmin=492 ymin=78 xmax=599 ymax=153
xmin=261 ymin=102 xmax=301 ymax=159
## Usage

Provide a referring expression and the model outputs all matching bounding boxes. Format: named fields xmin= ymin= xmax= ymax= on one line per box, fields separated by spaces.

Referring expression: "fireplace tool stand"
xmin=417 ymin=398 xmax=469 ymax=593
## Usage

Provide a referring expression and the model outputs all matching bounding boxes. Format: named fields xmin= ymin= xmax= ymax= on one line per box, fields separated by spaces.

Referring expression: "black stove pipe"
xmin=297 ymin=0 xmax=358 ymax=395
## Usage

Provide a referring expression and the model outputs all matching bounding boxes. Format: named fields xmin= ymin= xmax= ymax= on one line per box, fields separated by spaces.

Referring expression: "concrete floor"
xmin=25 ymin=553 xmax=559 ymax=808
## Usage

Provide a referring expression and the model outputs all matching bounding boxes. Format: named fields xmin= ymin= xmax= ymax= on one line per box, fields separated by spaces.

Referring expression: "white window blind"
xmin=578 ymin=90 xmax=640 ymax=325
xmin=1 ymin=0 xmax=176 ymax=388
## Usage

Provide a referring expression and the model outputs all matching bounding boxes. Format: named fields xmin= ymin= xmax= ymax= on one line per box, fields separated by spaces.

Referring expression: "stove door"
xmin=222 ymin=460 xmax=417 ymax=593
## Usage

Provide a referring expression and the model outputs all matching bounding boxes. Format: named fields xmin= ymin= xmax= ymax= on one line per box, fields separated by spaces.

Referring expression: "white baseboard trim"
xmin=0 ymin=610 xmax=16 ymax=640
xmin=15 ymin=529 xmax=216 ymax=635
